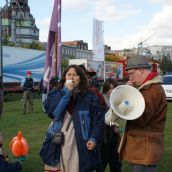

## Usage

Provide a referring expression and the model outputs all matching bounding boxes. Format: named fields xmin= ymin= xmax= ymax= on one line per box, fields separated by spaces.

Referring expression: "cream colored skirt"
xmin=45 ymin=112 xmax=79 ymax=172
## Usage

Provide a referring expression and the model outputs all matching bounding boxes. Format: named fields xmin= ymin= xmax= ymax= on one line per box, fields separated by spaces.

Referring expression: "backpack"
xmin=43 ymin=89 xmax=64 ymax=119
xmin=39 ymin=132 xmax=61 ymax=166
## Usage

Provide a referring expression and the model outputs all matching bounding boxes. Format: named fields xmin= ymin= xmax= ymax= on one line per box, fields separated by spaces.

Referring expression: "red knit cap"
xmin=26 ymin=71 xmax=32 ymax=75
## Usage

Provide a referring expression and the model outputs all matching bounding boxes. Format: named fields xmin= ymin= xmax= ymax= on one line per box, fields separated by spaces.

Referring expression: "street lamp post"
xmin=0 ymin=7 xmax=3 ymax=117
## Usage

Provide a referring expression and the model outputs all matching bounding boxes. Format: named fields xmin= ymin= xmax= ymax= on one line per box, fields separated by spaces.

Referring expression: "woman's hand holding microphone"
xmin=65 ymin=80 xmax=75 ymax=91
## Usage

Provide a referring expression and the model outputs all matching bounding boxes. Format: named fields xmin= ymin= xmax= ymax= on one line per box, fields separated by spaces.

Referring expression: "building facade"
xmin=62 ymin=40 xmax=93 ymax=60
xmin=63 ymin=40 xmax=88 ymax=50
xmin=75 ymin=49 xmax=93 ymax=60
xmin=62 ymin=44 xmax=76 ymax=59
xmin=1 ymin=0 xmax=39 ymax=45
xmin=148 ymin=45 xmax=172 ymax=61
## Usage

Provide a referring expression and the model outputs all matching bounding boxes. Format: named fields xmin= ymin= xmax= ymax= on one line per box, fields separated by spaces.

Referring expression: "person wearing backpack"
xmin=40 ymin=65 xmax=105 ymax=172
xmin=20 ymin=71 xmax=34 ymax=114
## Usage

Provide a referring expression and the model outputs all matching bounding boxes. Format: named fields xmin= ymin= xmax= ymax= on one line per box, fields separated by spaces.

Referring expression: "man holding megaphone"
xmin=117 ymin=55 xmax=167 ymax=172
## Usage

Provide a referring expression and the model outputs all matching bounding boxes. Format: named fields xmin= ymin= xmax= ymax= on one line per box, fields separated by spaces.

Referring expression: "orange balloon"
xmin=9 ymin=135 xmax=27 ymax=150
xmin=10 ymin=131 xmax=29 ymax=157
xmin=9 ymin=136 xmax=17 ymax=150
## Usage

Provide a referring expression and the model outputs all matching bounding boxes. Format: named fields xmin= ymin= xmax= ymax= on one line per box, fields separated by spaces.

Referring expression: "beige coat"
xmin=119 ymin=76 xmax=167 ymax=165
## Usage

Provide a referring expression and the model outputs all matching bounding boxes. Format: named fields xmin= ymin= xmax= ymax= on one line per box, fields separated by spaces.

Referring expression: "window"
xmin=162 ymin=76 xmax=172 ymax=84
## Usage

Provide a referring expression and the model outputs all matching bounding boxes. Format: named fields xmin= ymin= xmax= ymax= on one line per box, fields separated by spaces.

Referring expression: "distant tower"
xmin=2 ymin=0 xmax=39 ymax=45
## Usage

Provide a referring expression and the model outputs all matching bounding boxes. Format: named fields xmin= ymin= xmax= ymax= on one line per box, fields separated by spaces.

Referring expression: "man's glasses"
xmin=127 ymin=69 xmax=137 ymax=76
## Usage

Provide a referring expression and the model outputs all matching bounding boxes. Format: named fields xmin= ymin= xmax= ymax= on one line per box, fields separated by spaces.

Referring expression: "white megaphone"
xmin=105 ymin=85 xmax=145 ymax=126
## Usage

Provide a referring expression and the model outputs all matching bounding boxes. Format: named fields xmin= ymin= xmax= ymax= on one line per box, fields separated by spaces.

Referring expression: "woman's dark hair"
xmin=49 ymin=76 xmax=60 ymax=90
xmin=101 ymin=78 xmax=118 ymax=94
xmin=61 ymin=65 xmax=89 ymax=93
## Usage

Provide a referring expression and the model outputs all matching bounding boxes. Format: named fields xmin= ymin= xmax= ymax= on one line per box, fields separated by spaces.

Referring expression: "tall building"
xmin=63 ymin=40 xmax=88 ymax=50
xmin=1 ymin=0 xmax=39 ymax=45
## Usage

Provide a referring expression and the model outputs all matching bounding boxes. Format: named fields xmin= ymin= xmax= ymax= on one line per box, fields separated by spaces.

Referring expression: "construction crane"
xmin=137 ymin=34 xmax=155 ymax=55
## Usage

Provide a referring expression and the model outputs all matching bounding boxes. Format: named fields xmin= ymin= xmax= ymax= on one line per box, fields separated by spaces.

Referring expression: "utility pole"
xmin=0 ymin=7 xmax=3 ymax=117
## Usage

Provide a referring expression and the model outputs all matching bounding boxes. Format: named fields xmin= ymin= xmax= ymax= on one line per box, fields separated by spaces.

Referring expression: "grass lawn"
xmin=0 ymin=99 xmax=172 ymax=172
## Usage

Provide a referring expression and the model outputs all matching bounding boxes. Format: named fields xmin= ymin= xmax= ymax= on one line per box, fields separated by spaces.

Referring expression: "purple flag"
xmin=43 ymin=0 xmax=62 ymax=89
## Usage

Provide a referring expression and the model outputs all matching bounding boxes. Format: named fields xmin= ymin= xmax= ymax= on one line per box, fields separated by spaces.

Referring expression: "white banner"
xmin=93 ymin=18 xmax=104 ymax=61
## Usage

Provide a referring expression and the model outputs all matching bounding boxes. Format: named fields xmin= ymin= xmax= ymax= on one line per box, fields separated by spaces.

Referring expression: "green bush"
xmin=3 ymin=92 xmax=41 ymax=102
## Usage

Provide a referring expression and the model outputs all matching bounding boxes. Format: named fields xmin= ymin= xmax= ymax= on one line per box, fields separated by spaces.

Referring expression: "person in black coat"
xmin=100 ymin=78 xmax=122 ymax=172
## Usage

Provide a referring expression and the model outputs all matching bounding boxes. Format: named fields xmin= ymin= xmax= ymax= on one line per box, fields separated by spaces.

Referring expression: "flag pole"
xmin=92 ymin=18 xmax=105 ymax=81
xmin=0 ymin=7 xmax=3 ymax=118
xmin=54 ymin=32 xmax=58 ymax=77
xmin=102 ymin=20 xmax=105 ymax=82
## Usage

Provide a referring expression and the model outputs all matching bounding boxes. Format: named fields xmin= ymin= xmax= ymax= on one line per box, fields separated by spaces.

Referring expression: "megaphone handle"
xmin=117 ymin=120 xmax=127 ymax=153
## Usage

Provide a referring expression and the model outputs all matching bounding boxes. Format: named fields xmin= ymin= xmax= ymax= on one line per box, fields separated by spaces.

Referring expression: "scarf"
xmin=142 ymin=71 xmax=158 ymax=85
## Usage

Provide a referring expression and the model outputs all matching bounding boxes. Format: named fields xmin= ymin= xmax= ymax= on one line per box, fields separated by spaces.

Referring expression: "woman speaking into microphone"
xmin=40 ymin=65 xmax=105 ymax=172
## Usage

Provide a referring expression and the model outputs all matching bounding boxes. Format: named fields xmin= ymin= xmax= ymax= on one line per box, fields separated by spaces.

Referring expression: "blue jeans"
xmin=130 ymin=164 xmax=157 ymax=172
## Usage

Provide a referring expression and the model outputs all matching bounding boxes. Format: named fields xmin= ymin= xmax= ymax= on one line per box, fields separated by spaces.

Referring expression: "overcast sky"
xmin=1 ymin=0 xmax=172 ymax=50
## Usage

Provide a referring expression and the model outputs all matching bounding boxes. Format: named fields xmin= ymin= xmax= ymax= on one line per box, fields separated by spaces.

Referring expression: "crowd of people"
xmin=39 ymin=55 xmax=167 ymax=172
xmin=0 ymin=54 xmax=167 ymax=172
